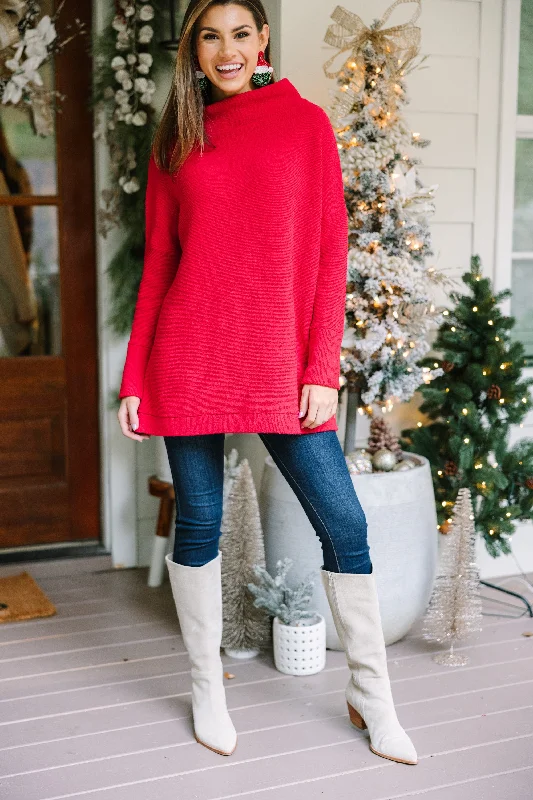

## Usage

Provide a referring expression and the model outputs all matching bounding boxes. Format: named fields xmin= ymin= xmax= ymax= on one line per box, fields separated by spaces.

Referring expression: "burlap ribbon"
xmin=323 ymin=0 xmax=422 ymax=79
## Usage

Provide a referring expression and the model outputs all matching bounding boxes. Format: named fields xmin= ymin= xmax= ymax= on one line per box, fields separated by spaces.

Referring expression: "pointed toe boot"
xmin=165 ymin=552 xmax=237 ymax=756
xmin=321 ymin=568 xmax=417 ymax=765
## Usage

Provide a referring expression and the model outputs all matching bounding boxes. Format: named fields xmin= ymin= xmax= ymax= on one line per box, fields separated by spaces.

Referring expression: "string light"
xmin=488 ymin=320 xmax=494 ymax=325
xmin=499 ymin=398 xmax=505 ymax=404
xmin=472 ymin=306 xmax=478 ymax=312
xmin=417 ymin=421 xmax=423 ymax=427
xmin=462 ymin=408 xmax=468 ymax=415
xmin=495 ymin=336 xmax=500 ymax=341
xmin=464 ymin=437 xmax=470 ymax=443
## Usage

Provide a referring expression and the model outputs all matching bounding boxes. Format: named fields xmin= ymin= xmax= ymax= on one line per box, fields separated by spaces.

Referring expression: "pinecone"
xmin=487 ymin=384 xmax=502 ymax=400
xmin=444 ymin=460 xmax=458 ymax=477
xmin=367 ymin=418 xmax=401 ymax=458
xmin=525 ymin=477 xmax=533 ymax=490
xmin=442 ymin=360 xmax=454 ymax=373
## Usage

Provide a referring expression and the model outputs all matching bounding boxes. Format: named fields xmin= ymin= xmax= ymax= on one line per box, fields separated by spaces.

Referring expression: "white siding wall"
xmin=97 ymin=0 xmax=533 ymax=578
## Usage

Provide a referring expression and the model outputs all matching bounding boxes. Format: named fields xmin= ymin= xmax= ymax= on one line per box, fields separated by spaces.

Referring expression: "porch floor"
xmin=0 ymin=555 xmax=532 ymax=800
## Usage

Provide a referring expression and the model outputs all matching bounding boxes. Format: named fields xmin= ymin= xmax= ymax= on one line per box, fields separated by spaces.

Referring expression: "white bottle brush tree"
xmin=219 ymin=454 xmax=271 ymax=658
xmin=321 ymin=3 xmax=450 ymax=449
xmin=422 ymin=487 xmax=483 ymax=665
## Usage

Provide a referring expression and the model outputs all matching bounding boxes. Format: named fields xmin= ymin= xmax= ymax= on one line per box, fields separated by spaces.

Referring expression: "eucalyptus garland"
xmin=92 ymin=0 xmax=171 ymax=337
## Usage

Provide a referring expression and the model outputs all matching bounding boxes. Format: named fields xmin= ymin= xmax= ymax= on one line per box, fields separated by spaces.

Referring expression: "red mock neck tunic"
xmin=118 ymin=77 xmax=348 ymax=435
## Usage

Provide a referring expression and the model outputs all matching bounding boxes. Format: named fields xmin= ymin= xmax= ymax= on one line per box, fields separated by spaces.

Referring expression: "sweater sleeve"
xmin=301 ymin=110 xmax=348 ymax=391
xmin=118 ymin=153 xmax=181 ymax=400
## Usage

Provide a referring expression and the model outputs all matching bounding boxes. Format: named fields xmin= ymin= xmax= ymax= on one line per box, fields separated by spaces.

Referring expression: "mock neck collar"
xmin=203 ymin=77 xmax=299 ymax=121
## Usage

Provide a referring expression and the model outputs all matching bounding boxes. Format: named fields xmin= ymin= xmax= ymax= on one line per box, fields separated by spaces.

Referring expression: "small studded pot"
xmin=272 ymin=613 xmax=326 ymax=676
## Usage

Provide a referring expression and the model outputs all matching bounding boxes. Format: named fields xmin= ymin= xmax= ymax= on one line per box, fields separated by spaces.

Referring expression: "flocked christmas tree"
xmin=422 ymin=487 xmax=483 ymax=666
xmin=402 ymin=256 xmax=533 ymax=557
xmin=220 ymin=456 xmax=271 ymax=657
xmin=321 ymin=2 xmax=448 ymax=444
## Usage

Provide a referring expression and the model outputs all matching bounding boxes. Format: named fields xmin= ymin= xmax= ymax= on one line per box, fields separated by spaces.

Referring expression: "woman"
xmin=117 ymin=0 xmax=417 ymax=767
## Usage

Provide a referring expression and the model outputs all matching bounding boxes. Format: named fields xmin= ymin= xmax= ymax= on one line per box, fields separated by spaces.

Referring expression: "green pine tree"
xmin=401 ymin=255 xmax=533 ymax=557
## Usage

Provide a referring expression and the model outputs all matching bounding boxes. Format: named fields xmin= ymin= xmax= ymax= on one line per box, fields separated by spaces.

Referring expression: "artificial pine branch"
xmin=247 ymin=558 xmax=317 ymax=626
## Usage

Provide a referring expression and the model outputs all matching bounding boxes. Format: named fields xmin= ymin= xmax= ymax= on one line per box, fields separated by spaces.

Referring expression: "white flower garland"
xmin=0 ymin=3 xmax=85 ymax=136
xmin=94 ymin=1 xmax=157 ymax=198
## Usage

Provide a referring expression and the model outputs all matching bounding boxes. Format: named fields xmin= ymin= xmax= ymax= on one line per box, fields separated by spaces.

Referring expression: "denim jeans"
xmin=163 ymin=430 xmax=372 ymax=574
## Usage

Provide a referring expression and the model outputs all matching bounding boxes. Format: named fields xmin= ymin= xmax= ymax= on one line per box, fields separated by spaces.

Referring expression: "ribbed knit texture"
xmin=118 ymin=77 xmax=348 ymax=435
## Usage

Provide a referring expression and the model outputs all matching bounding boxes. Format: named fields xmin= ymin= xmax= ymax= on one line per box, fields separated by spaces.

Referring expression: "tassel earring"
xmin=251 ymin=51 xmax=273 ymax=87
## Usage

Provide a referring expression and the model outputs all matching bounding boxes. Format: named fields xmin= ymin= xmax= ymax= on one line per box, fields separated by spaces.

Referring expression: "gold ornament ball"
xmin=346 ymin=449 xmax=373 ymax=475
xmin=372 ymin=448 xmax=397 ymax=472
xmin=393 ymin=459 xmax=415 ymax=471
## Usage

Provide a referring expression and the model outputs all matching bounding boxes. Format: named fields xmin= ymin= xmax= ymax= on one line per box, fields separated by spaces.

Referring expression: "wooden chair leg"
xmin=147 ymin=475 xmax=175 ymax=587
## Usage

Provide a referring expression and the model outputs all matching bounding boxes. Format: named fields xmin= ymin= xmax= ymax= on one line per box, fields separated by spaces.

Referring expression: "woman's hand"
xmin=299 ymin=384 xmax=338 ymax=429
xmin=118 ymin=397 xmax=151 ymax=441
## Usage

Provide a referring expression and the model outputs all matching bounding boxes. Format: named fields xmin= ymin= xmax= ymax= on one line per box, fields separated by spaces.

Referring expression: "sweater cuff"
xmin=301 ymin=326 xmax=342 ymax=390
xmin=117 ymin=342 xmax=152 ymax=400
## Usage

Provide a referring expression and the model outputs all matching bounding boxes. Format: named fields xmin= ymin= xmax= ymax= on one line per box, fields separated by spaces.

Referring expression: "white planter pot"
xmin=259 ymin=452 xmax=438 ymax=648
xmin=272 ymin=614 xmax=326 ymax=675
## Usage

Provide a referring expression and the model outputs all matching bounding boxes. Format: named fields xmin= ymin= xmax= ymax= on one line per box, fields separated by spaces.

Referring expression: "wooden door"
xmin=0 ymin=0 xmax=100 ymax=549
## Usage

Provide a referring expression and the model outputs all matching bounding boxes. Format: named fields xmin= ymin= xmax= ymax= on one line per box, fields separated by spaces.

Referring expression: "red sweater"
xmin=118 ymin=77 xmax=348 ymax=435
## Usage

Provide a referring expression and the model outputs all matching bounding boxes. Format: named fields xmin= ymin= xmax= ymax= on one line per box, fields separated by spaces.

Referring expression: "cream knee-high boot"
xmin=165 ymin=552 xmax=237 ymax=756
xmin=321 ymin=568 xmax=417 ymax=765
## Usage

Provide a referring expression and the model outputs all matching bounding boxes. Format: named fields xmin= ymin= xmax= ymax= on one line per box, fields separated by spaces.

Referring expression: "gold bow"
xmin=323 ymin=0 xmax=421 ymax=79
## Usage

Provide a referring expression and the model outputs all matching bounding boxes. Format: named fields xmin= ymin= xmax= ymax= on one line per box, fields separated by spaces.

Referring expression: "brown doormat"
xmin=0 ymin=572 xmax=56 ymax=623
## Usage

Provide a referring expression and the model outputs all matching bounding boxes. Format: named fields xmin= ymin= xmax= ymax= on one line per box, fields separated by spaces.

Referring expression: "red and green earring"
xmin=251 ymin=51 xmax=273 ymax=87
xmin=195 ymin=56 xmax=209 ymax=92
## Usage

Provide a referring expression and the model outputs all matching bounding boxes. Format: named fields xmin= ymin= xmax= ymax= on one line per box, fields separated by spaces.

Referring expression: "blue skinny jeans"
xmin=163 ymin=430 xmax=372 ymax=574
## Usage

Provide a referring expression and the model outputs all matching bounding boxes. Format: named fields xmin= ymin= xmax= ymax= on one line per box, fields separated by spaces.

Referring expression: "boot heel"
xmin=347 ymin=701 xmax=367 ymax=730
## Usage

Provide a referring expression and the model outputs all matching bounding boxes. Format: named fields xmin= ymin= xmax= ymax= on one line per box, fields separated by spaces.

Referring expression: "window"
xmin=511 ymin=0 xmax=533 ymax=360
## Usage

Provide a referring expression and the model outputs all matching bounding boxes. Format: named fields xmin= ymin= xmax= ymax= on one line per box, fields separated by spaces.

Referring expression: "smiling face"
xmin=195 ymin=3 xmax=269 ymax=101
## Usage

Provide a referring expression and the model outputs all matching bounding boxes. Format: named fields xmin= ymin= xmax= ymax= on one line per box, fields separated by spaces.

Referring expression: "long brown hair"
xmin=152 ymin=0 xmax=275 ymax=174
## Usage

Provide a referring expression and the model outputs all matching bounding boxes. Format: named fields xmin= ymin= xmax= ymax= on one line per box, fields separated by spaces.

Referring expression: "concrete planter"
xmin=259 ymin=452 xmax=438 ymax=648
